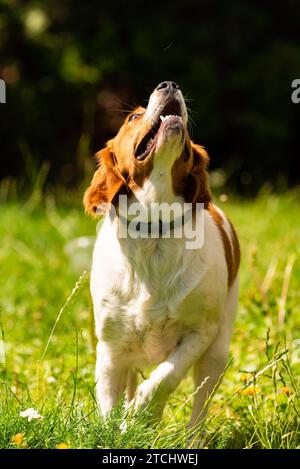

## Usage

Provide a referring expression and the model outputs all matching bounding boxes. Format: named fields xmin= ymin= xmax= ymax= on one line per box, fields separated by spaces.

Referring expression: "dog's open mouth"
xmin=135 ymin=98 xmax=184 ymax=161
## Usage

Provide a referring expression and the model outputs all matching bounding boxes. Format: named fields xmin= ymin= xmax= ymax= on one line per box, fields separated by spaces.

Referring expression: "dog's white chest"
xmin=93 ymin=241 xmax=184 ymax=360
xmin=91 ymin=213 xmax=227 ymax=366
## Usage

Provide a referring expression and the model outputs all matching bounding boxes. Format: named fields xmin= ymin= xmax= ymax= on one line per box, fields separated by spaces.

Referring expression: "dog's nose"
xmin=155 ymin=81 xmax=180 ymax=94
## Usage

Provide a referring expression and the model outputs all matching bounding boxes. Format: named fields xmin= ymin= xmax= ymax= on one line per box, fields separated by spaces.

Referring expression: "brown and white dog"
xmin=84 ymin=81 xmax=240 ymax=425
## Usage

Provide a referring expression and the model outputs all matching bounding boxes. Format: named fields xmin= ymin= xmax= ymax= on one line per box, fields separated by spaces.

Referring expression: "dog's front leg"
xmin=95 ymin=341 xmax=127 ymax=417
xmin=133 ymin=328 xmax=218 ymax=419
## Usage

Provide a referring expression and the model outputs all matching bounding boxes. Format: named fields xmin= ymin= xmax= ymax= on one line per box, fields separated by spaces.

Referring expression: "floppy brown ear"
xmin=83 ymin=146 xmax=125 ymax=217
xmin=184 ymin=142 xmax=212 ymax=207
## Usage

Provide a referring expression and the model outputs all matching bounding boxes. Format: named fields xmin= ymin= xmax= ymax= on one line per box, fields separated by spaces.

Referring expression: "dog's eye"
xmin=128 ymin=113 xmax=141 ymax=122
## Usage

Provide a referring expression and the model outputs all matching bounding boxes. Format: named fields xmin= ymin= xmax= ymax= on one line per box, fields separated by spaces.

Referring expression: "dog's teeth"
xmin=160 ymin=114 xmax=182 ymax=122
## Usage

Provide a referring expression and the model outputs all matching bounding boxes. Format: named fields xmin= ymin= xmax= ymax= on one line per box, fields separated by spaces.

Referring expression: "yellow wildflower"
xmin=278 ymin=386 xmax=291 ymax=396
xmin=11 ymin=433 xmax=24 ymax=447
xmin=56 ymin=442 xmax=70 ymax=449
xmin=240 ymin=386 xmax=261 ymax=395
xmin=240 ymin=373 xmax=249 ymax=382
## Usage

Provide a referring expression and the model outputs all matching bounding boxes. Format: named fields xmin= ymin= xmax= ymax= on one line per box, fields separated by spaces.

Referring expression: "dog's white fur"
xmin=88 ymin=85 xmax=239 ymax=424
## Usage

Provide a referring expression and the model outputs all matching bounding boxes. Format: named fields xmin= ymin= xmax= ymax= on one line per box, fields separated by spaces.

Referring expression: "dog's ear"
xmin=83 ymin=146 xmax=126 ymax=217
xmin=184 ymin=142 xmax=212 ymax=207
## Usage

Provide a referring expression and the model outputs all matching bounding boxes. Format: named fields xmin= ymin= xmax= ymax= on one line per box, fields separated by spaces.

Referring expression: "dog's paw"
xmin=134 ymin=378 xmax=158 ymax=411
xmin=188 ymin=430 xmax=207 ymax=449
xmin=130 ymin=378 xmax=166 ymax=421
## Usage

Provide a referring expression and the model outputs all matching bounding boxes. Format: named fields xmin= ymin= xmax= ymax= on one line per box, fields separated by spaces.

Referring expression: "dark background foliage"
xmin=1 ymin=0 xmax=300 ymax=193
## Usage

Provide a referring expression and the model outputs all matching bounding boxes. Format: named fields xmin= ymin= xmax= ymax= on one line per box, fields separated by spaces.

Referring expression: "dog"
xmin=84 ymin=81 xmax=240 ymax=425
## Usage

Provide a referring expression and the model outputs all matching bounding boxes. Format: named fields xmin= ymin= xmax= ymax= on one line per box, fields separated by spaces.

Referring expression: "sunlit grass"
xmin=0 ymin=183 xmax=300 ymax=448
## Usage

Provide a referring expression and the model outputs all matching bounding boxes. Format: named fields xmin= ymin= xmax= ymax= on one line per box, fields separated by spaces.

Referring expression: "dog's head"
xmin=84 ymin=81 xmax=212 ymax=216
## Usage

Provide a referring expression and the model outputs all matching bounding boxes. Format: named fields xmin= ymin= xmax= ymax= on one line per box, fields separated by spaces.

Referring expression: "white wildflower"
xmin=20 ymin=408 xmax=44 ymax=422
xmin=47 ymin=376 xmax=57 ymax=384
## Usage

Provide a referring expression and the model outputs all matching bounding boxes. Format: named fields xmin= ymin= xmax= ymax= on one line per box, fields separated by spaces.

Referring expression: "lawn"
xmin=0 ymin=183 xmax=300 ymax=449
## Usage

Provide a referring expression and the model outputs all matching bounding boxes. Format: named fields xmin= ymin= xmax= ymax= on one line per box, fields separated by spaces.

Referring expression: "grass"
xmin=0 ymin=182 xmax=300 ymax=449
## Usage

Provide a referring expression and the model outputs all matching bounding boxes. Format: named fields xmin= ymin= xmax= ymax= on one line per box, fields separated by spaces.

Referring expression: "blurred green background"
xmin=0 ymin=0 xmax=300 ymax=194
